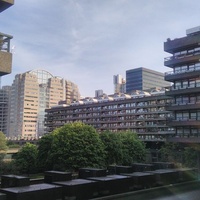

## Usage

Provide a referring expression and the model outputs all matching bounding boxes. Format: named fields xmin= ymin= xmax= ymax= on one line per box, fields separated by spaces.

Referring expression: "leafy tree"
xmin=100 ymin=131 xmax=146 ymax=166
xmin=49 ymin=122 xmax=106 ymax=171
xmin=14 ymin=143 xmax=38 ymax=174
xmin=184 ymin=146 xmax=198 ymax=168
xmin=119 ymin=131 xmax=146 ymax=165
xmin=100 ymin=131 xmax=123 ymax=165
xmin=160 ymin=142 xmax=185 ymax=168
xmin=0 ymin=131 xmax=8 ymax=161
xmin=37 ymin=134 xmax=54 ymax=171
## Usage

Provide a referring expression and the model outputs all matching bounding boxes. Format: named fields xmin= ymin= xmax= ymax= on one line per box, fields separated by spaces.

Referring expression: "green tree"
xmin=184 ymin=146 xmax=198 ymax=168
xmin=15 ymin=143 xmax=38 ymax=174
xmin=49 ymin=122 xmax=106 ymax=171
xmin=100 ymin=131 xmax=146 ymax=166
xmin=37 ymin=134 xmax=54 ymax=171
xmin=0 ymin=131 xmax=8 ymax=161
xmin=100 ymin=131 xmax=123 ymax=165
xmin=119 ymin=131 xmax=146 ymax=165
xmin=160 ymin=143 xmax=183 ymax=166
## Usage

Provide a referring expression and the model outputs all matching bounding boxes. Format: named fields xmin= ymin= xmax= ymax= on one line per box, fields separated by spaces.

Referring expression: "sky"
xmin=1 ymin=0 xmax=200 ymax=97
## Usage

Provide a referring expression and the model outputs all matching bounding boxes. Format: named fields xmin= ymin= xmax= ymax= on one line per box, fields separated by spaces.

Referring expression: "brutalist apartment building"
xmin=45 ymin=89 xmax=173 ymax=142
xmin=164 ymin=26 xmax=200 ymax=143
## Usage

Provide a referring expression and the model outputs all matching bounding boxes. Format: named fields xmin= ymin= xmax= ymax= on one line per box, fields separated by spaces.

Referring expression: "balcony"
xmin=167 ymin=137 xmax=200 ymax=143
xmin=165 ymin=67 xmax=200 ymax=81
xmin=166 ymin=85 xmax=200 ymax=96
xmin=164 ymin=53 xmax=200 ymax=67
xmin=164 ymin=34 xmax=200 ymax=53
xmin=166 ymin=102 xmax=200 ymax=111
xmin=0 ymin=32 xmax=13 ymax=76
xmin=167 ymin=118 xmax=200 ymax=127
xmin=0 ymin=0 xmax=14 ymax=12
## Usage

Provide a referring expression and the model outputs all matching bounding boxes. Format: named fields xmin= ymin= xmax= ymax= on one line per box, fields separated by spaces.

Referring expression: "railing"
xmin=0 ymin=32 xmax=13 ymax=53
xmin=168 ymin=117 xmax=199 ymax=121
xmin=165 ymin=66 xmax=200 ymax=76
xmin=164 ymin=49 xmax=200 ymax=62
xmin=170 ymin=82 xmax=200 ymax=90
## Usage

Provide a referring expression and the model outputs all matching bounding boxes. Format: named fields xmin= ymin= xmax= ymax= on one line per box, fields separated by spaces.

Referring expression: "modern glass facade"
xmin=126 ymin=67 xmax=170 ymax=93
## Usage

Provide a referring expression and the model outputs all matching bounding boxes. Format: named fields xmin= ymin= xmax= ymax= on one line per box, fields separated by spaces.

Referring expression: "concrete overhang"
xmin=0 ymin=0 xmax=14 ymax=13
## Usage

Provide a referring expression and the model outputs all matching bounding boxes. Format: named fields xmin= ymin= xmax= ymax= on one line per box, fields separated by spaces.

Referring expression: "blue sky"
xmin=1 ymin=0 xmax=200 ymax=97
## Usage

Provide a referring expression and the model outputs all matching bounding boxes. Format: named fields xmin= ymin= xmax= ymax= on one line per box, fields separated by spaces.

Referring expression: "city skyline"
xmin=0 ymin=0 xmax=200 ymax=97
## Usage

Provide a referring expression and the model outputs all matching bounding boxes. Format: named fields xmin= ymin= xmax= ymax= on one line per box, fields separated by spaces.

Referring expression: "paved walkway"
xmin=93 ymin=181 xmax=200 ymax=200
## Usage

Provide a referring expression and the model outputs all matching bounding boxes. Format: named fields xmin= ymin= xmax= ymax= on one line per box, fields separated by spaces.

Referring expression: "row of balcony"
xmin=166 ymin=84 xmax=200 ymax=96
xmin=164 ymin=49 xmax=200 ymax=68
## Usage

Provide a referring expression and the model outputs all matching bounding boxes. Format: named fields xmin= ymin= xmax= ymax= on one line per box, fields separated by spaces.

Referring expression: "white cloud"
xmin=1 ymin=0 xmax=200 ymax=96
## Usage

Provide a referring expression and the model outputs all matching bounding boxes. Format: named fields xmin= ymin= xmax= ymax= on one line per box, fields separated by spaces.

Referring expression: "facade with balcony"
xmin=45 ymin=89 xmax=173 ymax=142
xmin=0 ymin=0 xmax=14 ymax=77
xmin=164 ymin=26 xmax=200 ymax=143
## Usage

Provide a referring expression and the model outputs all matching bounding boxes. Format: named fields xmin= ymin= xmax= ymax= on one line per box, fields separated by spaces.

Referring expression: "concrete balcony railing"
xmin=0 ymin=0 xmax=14 ymax=13
xmin=0 ymin=32 xmax=13 ymax=76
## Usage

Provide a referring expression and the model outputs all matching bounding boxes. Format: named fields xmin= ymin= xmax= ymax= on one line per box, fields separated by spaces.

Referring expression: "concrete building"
xmin=126 ymin=67 xmax=170 ymax=93
xmin=0 ymin=0 xmax=14 ymax=77
xmin=0 ymin=85 xmax=11 ymax=135
xmin=113 ymin=74 xmax=126 ymax=93
xmin=45 ymin=88 xmax=173 ymax=142
xmin=8 ymin=69 xmax=80 ymax=138
xmin=164 ymin=26 xmax=200 ymax=143
xmin=0 ymin=1 xmax=13 ymax=137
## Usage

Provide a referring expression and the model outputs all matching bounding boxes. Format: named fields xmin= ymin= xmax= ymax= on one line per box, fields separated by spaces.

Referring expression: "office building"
xmin=164 ymin=26 xmax=200 ymax=143
xmin=45 ymin=88 xmax=173 ymax=142
xmin=8 ymin=69 xmax=80 ymax=138
xmin=113 ymin=74 xmax=126 ymax=93
xmin=0 ymin=86 xmax=11 ymax=135
xmin=126 ymin=67 xmax=170 ymax=93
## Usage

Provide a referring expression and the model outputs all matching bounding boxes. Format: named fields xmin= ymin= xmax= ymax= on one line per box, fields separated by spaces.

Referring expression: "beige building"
xmin=9 ymin=69 xmax=80 ymax=138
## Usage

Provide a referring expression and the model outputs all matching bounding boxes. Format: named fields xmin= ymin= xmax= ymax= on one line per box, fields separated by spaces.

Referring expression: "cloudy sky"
xmin=0 ymin=0 xmax=200 ymax=97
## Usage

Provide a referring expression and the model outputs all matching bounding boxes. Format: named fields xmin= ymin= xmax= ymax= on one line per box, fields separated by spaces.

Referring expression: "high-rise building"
xmin=164 ymin=26 xmax=200 ymax=143
xmin=65 ymin=80 xmax=80 ymax=104
xmin=0 ymin=85 xmax=11 ymax=135
xmin=8 ymin=69 xmax=80 ymax=138
xmin=126 ymin=67 xmax=170 ymax=93
xmin=113 ymin=74 xmax=126 ymax=93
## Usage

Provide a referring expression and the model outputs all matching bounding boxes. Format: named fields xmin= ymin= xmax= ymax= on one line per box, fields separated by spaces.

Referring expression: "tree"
xmin=184 ymin=146 xmax=198 ymax=168
xmin=0 ymin=131 xmax=8 ymax=161
xmin=119 ymin=131 xmax=146 ymax=165
xmin=100 ymin=131 xmax=123 ymax=165
xmin=100 ymin=131 xmax=146 ymax=166
xmin=15 ymin=143 xmax=38 ymax=174
xmin=48 ymin=122 xmax=106 ymax=171
xmin=160 ymin=142 xmax=183 ymax=165
xmin=37 ymin=133 xmax=54 ymax=171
